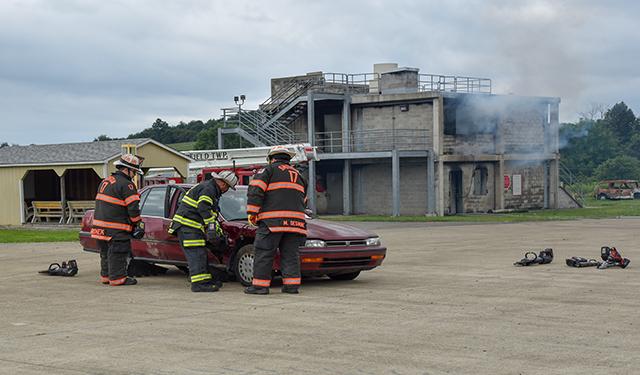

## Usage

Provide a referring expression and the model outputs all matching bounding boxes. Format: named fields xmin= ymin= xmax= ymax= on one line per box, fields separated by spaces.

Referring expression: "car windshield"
xmin=219 ymin=188 xmax=248 ymax=221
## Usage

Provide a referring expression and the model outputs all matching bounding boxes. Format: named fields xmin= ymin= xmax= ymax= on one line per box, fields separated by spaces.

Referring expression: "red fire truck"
xmin=183 ymin=144 xmax=318 ymax=185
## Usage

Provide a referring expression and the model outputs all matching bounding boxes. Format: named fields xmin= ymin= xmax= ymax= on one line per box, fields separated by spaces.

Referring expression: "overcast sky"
xmin=1 ymin=0 xmax=639 ymax=145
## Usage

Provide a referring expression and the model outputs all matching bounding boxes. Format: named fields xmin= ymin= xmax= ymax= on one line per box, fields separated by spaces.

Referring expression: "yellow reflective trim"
xmin=183 ymin=240 xmax=206 ymax=247
xmin=181 ymin=196 xmax=198 ymax=208
xmin=198 ymin=195 xmax=214 ymax=205
xmin=173 ymin=215 xmax=204 ymax=230
xmin=203 ymin=216 xmax=216 ymax=224
xmin=191 ymin=273 xmax=212 ymax=282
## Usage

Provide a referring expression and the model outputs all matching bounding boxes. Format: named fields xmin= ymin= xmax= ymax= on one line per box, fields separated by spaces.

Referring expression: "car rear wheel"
xmin=234 ymin=244 xmax=255 ymax=286
xmin=598 ymin=193 xmax=607 ymax=201
xmin=327 ymin=271 xmax=361 ymax=281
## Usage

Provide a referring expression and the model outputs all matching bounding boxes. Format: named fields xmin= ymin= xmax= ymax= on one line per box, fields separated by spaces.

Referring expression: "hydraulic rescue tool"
xmin=565 ymin=257 xmax=601 ymax=267
xmin=38 ymin=259 xmax=78 ymax=276
xmin=513 ymin=248 xmax=554 ymax=266
xmin=598 ymin=246 xmax=630 ymax=269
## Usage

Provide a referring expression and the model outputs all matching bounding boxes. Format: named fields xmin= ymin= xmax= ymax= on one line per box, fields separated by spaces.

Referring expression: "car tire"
xmin=327 ymin=271 xmax=361 ymax=281
xmin=634 ymin=193 xmax=640 ymax=199
xmin=233 ymin=244 xmax=255 ymax=286
xmin=598 ymin=194 xmax=607 ymax=201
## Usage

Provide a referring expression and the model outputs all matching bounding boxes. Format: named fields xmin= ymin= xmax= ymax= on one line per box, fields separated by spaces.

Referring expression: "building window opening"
xmin=473 ymin=167 xmax=488 ymax=195
xmin=444 ymin=98 xmax=457 ymax=135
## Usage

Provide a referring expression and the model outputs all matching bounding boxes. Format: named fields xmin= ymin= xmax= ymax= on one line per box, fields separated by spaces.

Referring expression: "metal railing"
xmin=314 ymin=129 xmax=430 ymax=153
xmin=222 ymin=107 xmax=298 ymax=146
xmin=559 ymin=160 xmax=585 ymax=206
xmin=419 ymin=74 xmax=492 ymax=93
xmin=222 ymin=70 xmax=491 ymax=147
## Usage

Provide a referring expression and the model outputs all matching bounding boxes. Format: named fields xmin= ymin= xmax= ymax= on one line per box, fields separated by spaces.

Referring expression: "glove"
xmin=132 ymin=222 xmax=145 ymax=239
xmin=248 ymin=214 xmax=258 ymax=226
xmin=206 ymin=222 xmax=224 ymax=242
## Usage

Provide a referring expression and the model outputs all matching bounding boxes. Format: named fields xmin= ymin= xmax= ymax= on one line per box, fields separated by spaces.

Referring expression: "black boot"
xmin=191 ymin=281 xmax=219 ymax=293
xmin=281 ymin=286 xmax=299 ymax=294
xmin=109 ymin=277 xmax=137 ymax=286
xmin=244 ymin=286 xmax=269 ymax=295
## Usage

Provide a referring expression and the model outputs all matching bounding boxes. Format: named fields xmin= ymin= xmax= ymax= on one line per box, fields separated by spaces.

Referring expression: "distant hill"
xmin=94 ymin=118 xmax=249 ymax=150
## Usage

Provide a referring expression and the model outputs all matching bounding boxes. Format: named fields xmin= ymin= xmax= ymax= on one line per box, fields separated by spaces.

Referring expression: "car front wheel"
xmin=234 ymin=244 xmax=255 ymax=286
xmin=328 ymin=271 xmax=361 ymax=281
xmin=597 ymin=193 xmax=607 ymax=201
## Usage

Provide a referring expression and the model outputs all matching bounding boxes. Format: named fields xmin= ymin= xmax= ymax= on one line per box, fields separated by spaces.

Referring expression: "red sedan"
xmin=79 ymin=184 xmax=386 ymax=285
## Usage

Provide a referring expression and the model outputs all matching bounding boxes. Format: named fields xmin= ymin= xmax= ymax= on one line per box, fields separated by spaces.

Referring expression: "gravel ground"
xmin=1 ymin=218 xmax=639 ymax=375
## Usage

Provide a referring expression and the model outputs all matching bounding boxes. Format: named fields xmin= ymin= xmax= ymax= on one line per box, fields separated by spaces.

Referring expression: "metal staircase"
xmin=559 ymin=161 xmax=584 ymax=207
xmin=221 ymin=77 xmax=324 ymax=147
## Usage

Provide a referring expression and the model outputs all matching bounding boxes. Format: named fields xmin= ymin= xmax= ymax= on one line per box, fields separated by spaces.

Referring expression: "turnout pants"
xmin=177 ymin=228 xmax=212 ymax=285
xmin=98 ymin=239 xmax=131 ymax=284
xmin=252 ymin=222 xmax=303 ymax=288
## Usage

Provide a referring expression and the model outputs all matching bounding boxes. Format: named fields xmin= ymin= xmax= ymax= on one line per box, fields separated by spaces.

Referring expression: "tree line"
xmin=561 ymin=101 xmax=640 ymax=181
xmin=94 ymin=118 xmax=251 ymax=150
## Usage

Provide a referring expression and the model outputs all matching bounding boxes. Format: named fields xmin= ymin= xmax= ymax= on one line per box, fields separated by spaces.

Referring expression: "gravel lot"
xmin=1 ymin=219 xmax=639 ymax=375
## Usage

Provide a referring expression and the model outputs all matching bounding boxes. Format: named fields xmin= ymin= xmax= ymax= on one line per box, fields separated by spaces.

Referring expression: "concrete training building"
xmin=0 ymin=138 xmax=191 ymax=225
xmin=219 ymin=63 xmax=569 ymax=216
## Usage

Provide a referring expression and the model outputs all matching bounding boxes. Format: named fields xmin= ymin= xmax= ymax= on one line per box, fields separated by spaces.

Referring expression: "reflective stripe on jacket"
xmin=92 ymin=171 xmax=141 ymax=241
xmin=169 ymin=179 xmax=221 ymax=234
xmin=247 ymin=161 xmax=308 ymax=235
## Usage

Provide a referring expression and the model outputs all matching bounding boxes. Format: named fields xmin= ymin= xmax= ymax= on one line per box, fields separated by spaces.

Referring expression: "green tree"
xmin=560 ymin=119 xmax=619 ymax=178
xmin=93 ymin=135 xmax=113 ymax=141
xmin=601 ymin=102 xmax=638 ymax=143
xmin=626 ymin=133 xmax=640 ymax=160
xmin=0 ymin=142 xmax=8 ymax=148
xmin=595 ymin=155 xmax=640 ymax=180
xmin=194 ymin=121 xmax=250 ymax=150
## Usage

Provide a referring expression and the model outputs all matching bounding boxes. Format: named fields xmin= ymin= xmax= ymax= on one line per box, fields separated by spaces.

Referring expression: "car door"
xmin=132 ymin=186 xmax=175 ymax=260
xmin=160 ymin=184 xmax=189 ymax=262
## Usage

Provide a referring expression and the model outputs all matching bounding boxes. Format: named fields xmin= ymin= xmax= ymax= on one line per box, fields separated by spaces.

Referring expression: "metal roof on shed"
xmin=0 ymin=138 xmax=188 ymax=166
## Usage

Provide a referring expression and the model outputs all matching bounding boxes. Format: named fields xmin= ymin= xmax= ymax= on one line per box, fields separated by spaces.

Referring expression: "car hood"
xmin=306 ymin=219 xmax=377 ymax=241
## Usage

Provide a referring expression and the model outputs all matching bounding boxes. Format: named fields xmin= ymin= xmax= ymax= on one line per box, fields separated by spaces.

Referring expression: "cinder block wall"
xmin=443 ymin=162 xmax=496 ymax=214
xmin=353 ymin=160 xmax=392 ymax=215
xmin=504 ymin=161 xmax=545 ymax=209
xmin=353 ymin=103 xmax=434 ymax=150
xmin=500 ymin=101 xmax=547 ymax=154
xmin=400 ymin=161 xmax=428 ymax=215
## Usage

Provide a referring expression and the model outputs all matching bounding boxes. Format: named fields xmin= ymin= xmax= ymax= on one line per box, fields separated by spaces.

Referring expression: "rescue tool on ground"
xmin=566 ymin=246 xmax=630 ymax=269
xmin=513 ymin=248 xmax=554 ymax=266
xmin=598 ymin=246 xmax=630 ymax=269
xmin=38 ymin=260 xmax=78 ymax=277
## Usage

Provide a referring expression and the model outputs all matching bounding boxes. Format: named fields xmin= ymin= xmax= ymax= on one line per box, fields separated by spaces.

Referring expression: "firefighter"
xmin=91 ymin=154 xmax=145 ymax=286
xmin=245 ymin=145 xmax=308 ymax=295
xmin=168 ymin=170 xmax=238 ymax=292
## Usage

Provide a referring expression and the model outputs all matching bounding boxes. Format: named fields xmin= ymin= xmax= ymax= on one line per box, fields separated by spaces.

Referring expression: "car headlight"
xmin=366 ymin=237 xmax=381 ymax=247
xmin=304 ymin=239 xmax=326 ymax=248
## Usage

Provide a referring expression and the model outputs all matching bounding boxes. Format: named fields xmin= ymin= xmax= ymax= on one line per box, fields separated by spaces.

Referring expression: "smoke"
xmin=558 ymin=120 xmax=592 ymax=150
xmin=481 ymin=1 xmax=588 ymax=122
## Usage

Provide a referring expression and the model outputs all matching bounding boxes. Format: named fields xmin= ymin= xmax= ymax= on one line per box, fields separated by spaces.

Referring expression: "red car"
xmin=79 ymin=184 xmax=386 ymax=285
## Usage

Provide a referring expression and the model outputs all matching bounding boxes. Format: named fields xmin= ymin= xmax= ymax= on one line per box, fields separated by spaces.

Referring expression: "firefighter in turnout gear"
xmin=91 ymin=154 xmax=145 ymax=286
xmin=168 ymin=170 xmax=238 ymax=292
xmin=245 ymin=145 xmax=308 ymax=295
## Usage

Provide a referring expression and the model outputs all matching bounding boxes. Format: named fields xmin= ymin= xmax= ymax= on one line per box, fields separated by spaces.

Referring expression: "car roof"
xmin=145 ymin=183 xmax=248 ymax=190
